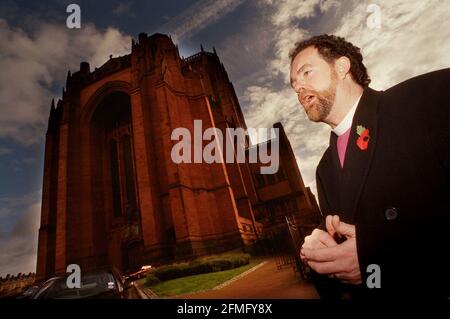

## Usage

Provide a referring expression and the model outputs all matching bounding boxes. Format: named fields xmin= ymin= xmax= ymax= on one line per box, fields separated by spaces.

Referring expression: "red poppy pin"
xmin=356 ymin=125 xmax=370 ymax=150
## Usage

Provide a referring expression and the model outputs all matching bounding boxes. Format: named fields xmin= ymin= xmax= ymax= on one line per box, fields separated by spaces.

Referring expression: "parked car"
xmin=125 ymin=265 xmax=153 ymax=281
xmin=17 ymin=285 xmax=41 ymax=299
xmin=32 ymin=268 xmax=133 ymax=299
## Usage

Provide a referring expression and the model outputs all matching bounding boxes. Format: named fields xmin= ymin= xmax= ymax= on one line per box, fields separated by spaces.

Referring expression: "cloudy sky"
xmin=0 ymin=0 xmax=449 ymax=277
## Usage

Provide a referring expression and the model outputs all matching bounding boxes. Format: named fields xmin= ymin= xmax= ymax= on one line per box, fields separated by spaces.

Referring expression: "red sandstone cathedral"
xmin=36 ymin=33 xmax=320 ymax=282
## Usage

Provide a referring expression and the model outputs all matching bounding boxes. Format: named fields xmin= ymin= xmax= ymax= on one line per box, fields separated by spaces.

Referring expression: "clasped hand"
xmin=300 ymin=215 xmax=362 ymax=284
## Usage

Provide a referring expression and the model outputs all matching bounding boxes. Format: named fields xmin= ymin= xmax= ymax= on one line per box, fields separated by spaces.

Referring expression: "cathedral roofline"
xmin=62 ymin=32 xmax=222 ymax=101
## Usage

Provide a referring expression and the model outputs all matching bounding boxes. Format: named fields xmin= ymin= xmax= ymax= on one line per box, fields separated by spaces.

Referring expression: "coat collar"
xmin=317 ymin=87 xmax=382 ymax=223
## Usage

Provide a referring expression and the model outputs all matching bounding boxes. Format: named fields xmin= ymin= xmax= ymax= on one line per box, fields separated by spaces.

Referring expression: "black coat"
xmin=314 ymin=68 xmax=450 ymax=299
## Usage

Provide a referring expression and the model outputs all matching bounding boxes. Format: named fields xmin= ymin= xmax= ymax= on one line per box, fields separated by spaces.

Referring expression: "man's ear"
xmin=335 ymin=56 xmax=351 ymax=80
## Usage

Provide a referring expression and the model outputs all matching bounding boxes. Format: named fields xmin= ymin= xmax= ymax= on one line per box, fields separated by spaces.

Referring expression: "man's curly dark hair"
xmin=289 ymin=34 xmax=371 ymax=87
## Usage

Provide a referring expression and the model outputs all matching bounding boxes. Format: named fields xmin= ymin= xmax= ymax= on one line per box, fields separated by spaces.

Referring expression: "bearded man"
xmin=289 ymin=34 xmax=450 ymax=299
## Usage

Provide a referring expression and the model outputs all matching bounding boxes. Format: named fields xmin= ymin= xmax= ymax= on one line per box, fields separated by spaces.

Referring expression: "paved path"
xmin=174 ymin=257 xmax=319 ymax=299
xmin=127 ymin=284 xmax=145 ymax=299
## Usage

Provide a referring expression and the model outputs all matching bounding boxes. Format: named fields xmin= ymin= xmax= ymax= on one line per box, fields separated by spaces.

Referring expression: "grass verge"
xmin=143 ymin=261 xmax=259 ymax=297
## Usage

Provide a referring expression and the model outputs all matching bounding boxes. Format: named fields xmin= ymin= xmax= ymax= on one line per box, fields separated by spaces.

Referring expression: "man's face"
xmin=290 ymin=46 xmax=337 ymax=123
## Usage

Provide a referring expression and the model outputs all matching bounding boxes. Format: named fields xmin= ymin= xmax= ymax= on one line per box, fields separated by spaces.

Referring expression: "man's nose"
xmin=292 ymin=80 xmax=306 ymax=93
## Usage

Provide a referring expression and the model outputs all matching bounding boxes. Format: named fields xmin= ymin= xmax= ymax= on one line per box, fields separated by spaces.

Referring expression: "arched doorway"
xmin=90 ymin=91 xmax=143 ymax=272
xmin=122 ymin=239 xmax=144 ymax=272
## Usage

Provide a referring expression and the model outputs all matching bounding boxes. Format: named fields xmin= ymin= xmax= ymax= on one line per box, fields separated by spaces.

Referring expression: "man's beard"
xmin=302 ymin=73 xmax=337 ymax=123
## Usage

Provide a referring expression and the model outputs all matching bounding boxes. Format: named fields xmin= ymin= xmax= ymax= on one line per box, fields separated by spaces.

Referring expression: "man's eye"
xmin=304 ymin=70 xmax=311 ymax=76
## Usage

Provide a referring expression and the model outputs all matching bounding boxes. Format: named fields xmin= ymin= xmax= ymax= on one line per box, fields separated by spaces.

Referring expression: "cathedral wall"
xmin=37 ymin=33 xmax=320 ymax=280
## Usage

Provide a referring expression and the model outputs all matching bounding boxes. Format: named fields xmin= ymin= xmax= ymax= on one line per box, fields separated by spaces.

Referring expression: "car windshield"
xmin=42 ymin=272 xmax=117 ymax=299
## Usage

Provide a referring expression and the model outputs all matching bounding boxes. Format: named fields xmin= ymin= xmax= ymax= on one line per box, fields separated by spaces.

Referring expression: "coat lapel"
xmin=316 ymin=133 xmax=344 ymax=215
xmin=340 ymin=87 xmax=382 ymax=223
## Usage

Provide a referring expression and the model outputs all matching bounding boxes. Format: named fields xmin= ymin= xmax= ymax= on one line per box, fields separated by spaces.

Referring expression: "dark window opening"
xmin=122 ymin=135 xmax=137 ymax=216
xmin=110 ymin=140 xmax=122 ymax=217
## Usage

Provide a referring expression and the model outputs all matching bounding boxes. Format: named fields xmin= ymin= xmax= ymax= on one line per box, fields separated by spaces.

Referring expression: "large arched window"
xmin=109 ymin=139 xmax=122 ymax=217
xmin=92 ymin=92 xmax=137 ymax=220
xmin=108 ymin=134 xmax=137 ymax=218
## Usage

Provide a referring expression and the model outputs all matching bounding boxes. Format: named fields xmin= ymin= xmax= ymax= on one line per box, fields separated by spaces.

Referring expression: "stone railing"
xmin=181 ymin=52 xmax=215 ymax=67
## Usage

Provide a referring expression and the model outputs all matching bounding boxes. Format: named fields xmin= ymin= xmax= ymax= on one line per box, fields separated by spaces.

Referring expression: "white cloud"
xmin=113 ymin=1 xmax=136 ymax=17
xmin=319 ymin=0 xmax=339 ymax=12
xmin=269 ymin=27 xmax=310 ymax=83
xmin=0 ymin=191 xmax=41 ymax=210
xmin=0 ymin=19 xmax=131 ymax=145
xmin=0 ymin=196 xmax=41 ymax=277
xmin=268 ymin=0 xmax=318 ymax=27
xmin=158 ymin=0 xmax=246 ymax=42
xmin=334 ymin=0 xmax=450 ymax=90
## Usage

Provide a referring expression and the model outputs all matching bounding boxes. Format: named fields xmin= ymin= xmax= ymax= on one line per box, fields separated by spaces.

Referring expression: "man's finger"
xmin=317 ymin=229 xmax=338 ymax=247
xmin=302 ymin=246 xmax=339 ymax=262
xmin=332 ymin=216 xmax=356 ymax=238
xmin=326 ymin=215 xmax=335 ymax=238
xmin=308 ymin=228 xmax=338 ymax=248
xmin=307 ymin=260 xmax=347 ymax=274
xmin=302 ymin=236 xmax=325 ymax=250
xmin=339 ymin=279 xmax=362 ymax=285
xmin=333 ymin=271 xmax=361 ymax=282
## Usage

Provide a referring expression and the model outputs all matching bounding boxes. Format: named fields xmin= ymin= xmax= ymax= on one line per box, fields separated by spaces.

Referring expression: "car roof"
xmin=43 ymin=267 xmax=121 ymax=282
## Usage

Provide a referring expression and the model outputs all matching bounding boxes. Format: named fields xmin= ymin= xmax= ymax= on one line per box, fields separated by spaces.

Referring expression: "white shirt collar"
xmin=332 ymin=95 xmax=362 ymax=136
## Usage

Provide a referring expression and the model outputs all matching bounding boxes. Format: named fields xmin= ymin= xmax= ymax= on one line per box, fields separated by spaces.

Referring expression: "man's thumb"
xmin=332 ymin=215 xmax=355 ymax=238
xmin=325 ymin=215 xmax=335 ymax=237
